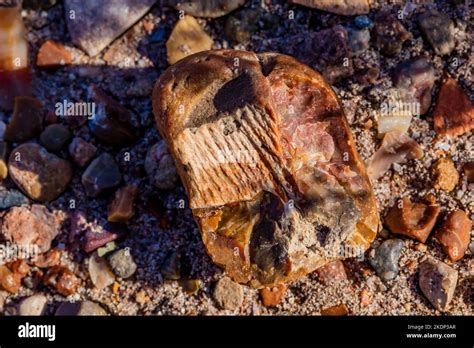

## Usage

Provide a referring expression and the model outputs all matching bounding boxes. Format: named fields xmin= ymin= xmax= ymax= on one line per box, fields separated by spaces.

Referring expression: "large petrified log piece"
xmin=153 ymin=50 xmax=379 ymax=288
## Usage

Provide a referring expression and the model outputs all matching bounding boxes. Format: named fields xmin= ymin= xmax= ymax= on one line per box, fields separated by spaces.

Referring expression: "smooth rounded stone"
xmin=213 ymin=277 xmax=243 ymax=310
xmin=108 ymin=248 xmax=137 ymax=279
xmin=393 ymin=57 xmax=435 ymax=115
xmin=1 ymin=205 xmax=60 ymax=253
xmin=160 ymin=251 xmax=181 ymax=280
xmin=369 ymin=239 xmax=404 ymax=281
xmin=64 ymin=0 xmax=155 ymax=56
xmin=434 ymin=210 xmax=471 ymax=262
xmin=88 ymin=253 xmax=115 ymax=289
xmin=418 ymin=10 xmax=455 ymax=56
xmin=18 ymin=294 xmax=48 ymax=315
xmin=145 ymin=140 xmax=178 ymax=190
xmin=169 ymin=0 xmax=246 ymax=18
xmin=81 ymin=153 xmax=122 ymax=197
xmin=55 ymin=300 xmax=108 ymax=316
xmin=432 ymin=157 xmax=459 ymax=192
xmin=225 ymin=8 xmax=261 ymax=43
xmin=68 ymin=137 xmax=97 ymax=167
xmin=419 ymin=258 xmax=458 ymax=312
xmin=8 ymin=143 xmax=72 ymax=202
xmin=0 ymin=189 xmax=28 ymax=210
xmin=4 ymin=96 xmax=43 ymax=143
xmin=40 ymin=124 xmax=71 ymax=151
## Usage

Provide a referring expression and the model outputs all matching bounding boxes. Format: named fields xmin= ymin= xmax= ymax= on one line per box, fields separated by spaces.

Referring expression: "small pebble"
xmin=369 ymin=239 xmax=404 ymax=281
xmin=261 ymin=284 xmax=286 ymax=307
xmin=161 ymin=251 xmax=181 ymax=280
xmin=108 ymin=248 xmax=137 ymax=279
xmin=68 ymin=137 xmax=97 ymax=167
xmin=213 ymin=277 xmax=243 ymax=311
xmin=8 ymin=143 xmax=72 ymax=202
xmin=82 ymin=153 xmax=122 ymax=197
xmin=434 ymin=210 xmax=471 ymax=262
xmin=40 ymin=124 xmax=71 ymax=152
xmin=145 ymin=140 xmax=178 ymax=190
xmin=88 ymin=253 xmax=115 ymax=289
xmin=18 ymin=294 xmax=47 ymax=315
xmin=55 ymin=300 xmax=108 ymax=316
xmin=419 ymin=258 xmax=458 ymax=312
xmin=418 ymin=10 xmax=455 ymax=56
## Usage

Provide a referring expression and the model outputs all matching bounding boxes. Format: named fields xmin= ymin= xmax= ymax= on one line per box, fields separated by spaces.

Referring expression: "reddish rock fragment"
xmin=433 ymin=75 xmax=474 ymax=137
xmin=261 ymin=284 xmax=286 ymax=307
xmin=43 ymin=266 xmax=80 ymax=296
xmin=316 ymin=260 xmax=347 ymax=285
xmin=36 ymin=40 xmax=72 ymax=68
xmin=1 ymin=205 xmax=61 ymax=253
xmin=435 ymin=210 xmax=471 ymax=262
xmin=385 ymin=197 xmax=440 ymax=243
xmin=321 ymin=303 xmax=348 ymax=316
xmin=82 ymin=223 xmax=126 ymax=253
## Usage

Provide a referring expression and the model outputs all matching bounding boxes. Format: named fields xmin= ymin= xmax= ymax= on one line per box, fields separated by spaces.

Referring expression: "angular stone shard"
xmin=432 ymin=75 xmax=474 ymax=137
xmin=153 ymin=50 xmax=379 ymax=288
xmin=64 ymin=0 xmax=155 ymax=56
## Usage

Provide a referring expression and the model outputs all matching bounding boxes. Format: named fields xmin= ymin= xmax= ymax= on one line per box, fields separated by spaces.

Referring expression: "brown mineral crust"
xmin=434 ymin=210 xmax=471 ymax=262
xmin=433 ymin=75 xmax=474 ymax=137
xmin=385 ymin=197 xmax=441 ymax=243
xmin=153 ymin=50 xmax=379 ymax=288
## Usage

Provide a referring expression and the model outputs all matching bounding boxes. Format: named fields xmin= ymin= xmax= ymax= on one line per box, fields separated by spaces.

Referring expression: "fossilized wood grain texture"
xmin=153 ymin=50 xmax=379 ymax=288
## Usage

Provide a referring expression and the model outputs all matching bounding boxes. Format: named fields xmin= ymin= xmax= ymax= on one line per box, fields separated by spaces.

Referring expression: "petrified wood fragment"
xmin=153 ymin=50 xmax=379 ymax=287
